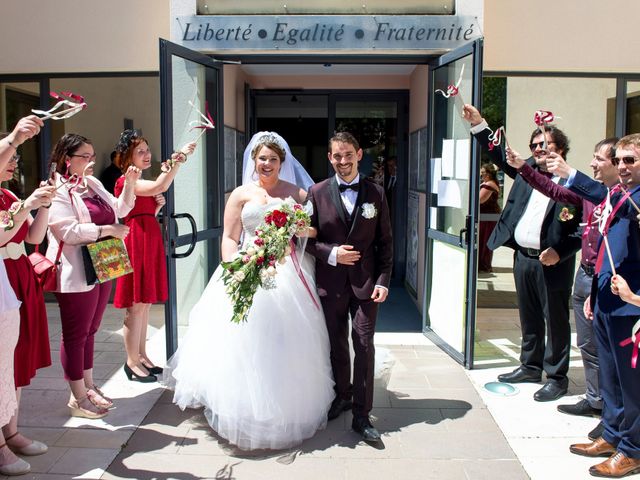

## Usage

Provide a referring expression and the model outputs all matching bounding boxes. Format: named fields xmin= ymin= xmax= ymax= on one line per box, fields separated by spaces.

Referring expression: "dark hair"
xmin=594 ymin=137 xmax=619 ymax=160
xmin=529 ymin=125 xmax=570 ymax=158
xmin=114 ymin=129 xmax=149 ymax=173
xmin=49 ymin=133 xmax=92 ymax=174
xmin=481 ymin=163 xmax=499 ymax=182
xmin=329 ymin=132 xmax=360 ymax=152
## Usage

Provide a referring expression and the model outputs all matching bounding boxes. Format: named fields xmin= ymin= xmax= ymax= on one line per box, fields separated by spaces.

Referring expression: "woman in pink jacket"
xmin=46 ymin=134 xmax=140 ymax=419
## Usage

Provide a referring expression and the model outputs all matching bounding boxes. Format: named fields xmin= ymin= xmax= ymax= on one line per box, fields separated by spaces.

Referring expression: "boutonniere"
xmin=362 ymin=203 xmax=377 ymax=219
xmin=558 ymin=206 xmax=576 ymax=222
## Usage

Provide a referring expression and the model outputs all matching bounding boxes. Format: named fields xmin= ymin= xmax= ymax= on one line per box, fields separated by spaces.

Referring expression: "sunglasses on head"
xmin=612 ymin=156 xmax=639 ymax=166
xmin=529 ymin=141 xmax=555 ymax=151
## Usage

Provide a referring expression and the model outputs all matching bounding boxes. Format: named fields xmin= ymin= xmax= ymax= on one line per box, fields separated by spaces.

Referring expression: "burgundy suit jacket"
xmin=307 ymin=177 xmax=393 ymax=300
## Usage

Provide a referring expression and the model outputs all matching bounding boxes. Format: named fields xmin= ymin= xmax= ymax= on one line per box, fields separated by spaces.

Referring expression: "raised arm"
xmin=462 ymin=104 xmax=518 ymax=179
xmin=134 ymin=143 xmax=196 ymax=197
xmin=0 ymin=115 xmax=43 ymax=173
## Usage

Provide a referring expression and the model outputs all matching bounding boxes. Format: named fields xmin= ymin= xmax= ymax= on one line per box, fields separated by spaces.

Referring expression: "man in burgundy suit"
xmin=307 ymin=132 xmax=393 ymax=442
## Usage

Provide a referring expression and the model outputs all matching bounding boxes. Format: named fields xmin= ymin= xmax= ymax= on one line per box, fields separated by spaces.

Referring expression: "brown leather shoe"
xmin=570 ymin=437 xmax=616 ymax=457
xmin=589 ymin=451 xmax=640 ymax=477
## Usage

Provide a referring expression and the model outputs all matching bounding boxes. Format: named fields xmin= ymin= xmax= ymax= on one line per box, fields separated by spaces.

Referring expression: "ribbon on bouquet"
xmin=288 ymin=239 xmax=320 ymax=310
xmin=435 ymin=64 xmax=466 ymax=115
xmin=32 ymin=91 xmax=87 ymax=120
xmin=533 ymin=109 xmax=560 ymax=151
xmin=188 ymin=100 xmax=215 ymax=144
xmin=619 ymin=319 xmax=640 ymax=369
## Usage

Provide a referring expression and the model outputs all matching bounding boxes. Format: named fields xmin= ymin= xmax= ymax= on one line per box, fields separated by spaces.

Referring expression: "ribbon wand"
xmin=32 ymin=91 xmax=87 ymax=121
xmin=435 ymin=64 xmax=466 ymax=115
xmin=597 ymin=189 xmax=617 ymax=275
xmin=188 ymin=100 xmax=215 ymax=144
xmin=533 ymin=110 xmax=558 ymax=151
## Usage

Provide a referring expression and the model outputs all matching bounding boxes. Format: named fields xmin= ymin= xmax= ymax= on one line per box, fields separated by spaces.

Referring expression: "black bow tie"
xmin=339 ymin=183 xmax=359 ymax=192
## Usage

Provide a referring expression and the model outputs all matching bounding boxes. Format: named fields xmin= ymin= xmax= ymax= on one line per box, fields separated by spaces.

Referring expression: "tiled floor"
xmin=2 ymin=254 xmax=609 ymax=480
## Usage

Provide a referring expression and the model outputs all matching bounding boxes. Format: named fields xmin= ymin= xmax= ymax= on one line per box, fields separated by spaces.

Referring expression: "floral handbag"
xmin=81 ymin=237 xmax=133 ymax=285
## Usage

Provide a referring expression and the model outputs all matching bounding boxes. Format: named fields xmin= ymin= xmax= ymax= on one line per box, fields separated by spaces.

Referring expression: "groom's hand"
xmin=336 ymin=245 xmax=361 ymax=265
xmin=371 ymin=286 xmax=388 ymax=303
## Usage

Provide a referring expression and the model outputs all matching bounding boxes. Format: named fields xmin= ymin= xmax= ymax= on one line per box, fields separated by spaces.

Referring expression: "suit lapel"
xmin=328 ymin=178 xmax=348 ymax=225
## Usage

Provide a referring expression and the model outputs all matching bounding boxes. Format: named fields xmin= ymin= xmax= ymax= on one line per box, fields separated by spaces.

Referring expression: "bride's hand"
xmin=296 ymin=226 xmax=317 ymax=238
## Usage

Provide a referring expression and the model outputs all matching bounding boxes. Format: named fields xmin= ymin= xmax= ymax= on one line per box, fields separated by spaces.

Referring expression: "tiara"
xmin=253 ymin=132 xmax=286 ymax=153
xmin=115 ymin=129 xmax=141 ymax=153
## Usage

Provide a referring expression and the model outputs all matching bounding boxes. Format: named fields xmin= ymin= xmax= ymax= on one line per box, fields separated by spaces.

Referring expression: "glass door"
xmin=425 ymin=39 xmax=483 ymax=366
xmin=159 ymin=39 xmax=224 ymax=357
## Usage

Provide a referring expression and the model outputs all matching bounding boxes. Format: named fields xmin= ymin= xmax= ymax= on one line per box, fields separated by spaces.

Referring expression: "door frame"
xmin=423 ymin=39 xmax=483 ymax=367
xmin=159 ymin=38 xmax=225 ymax=357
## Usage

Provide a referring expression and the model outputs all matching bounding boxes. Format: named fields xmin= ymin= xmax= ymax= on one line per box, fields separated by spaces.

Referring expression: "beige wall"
xmin=50 ymin=77 xmax=161 ymax=175
xmin=223 ymin=65 xmax=248 ymax=130
xmin=0 ymin=0 xmax=169 ymax=74
xmin=409 ymin=66 xmax=429 ymax=132
xmin=484 ymin=0 xmax=640 ymax=73
xmin=501 ymin=77 xmax=617 ymax=203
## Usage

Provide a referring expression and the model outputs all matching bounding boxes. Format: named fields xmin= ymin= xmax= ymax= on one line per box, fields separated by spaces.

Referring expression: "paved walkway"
xmin=1 ymin=300 xmax=608 ymax=480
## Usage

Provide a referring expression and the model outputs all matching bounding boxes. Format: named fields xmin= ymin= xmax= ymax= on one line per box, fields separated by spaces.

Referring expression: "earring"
xmin=65 ymin=160 xmax=71 ymax=176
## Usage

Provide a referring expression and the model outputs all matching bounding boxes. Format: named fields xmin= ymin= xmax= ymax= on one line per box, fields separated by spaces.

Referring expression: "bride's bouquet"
xmin=221 ymin=199 xmax=312 ymax=323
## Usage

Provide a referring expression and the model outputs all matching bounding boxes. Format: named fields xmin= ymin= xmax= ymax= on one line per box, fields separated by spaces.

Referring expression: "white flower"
xmin=278 ymin=256 xmax=287 ymax=265
xmin=362 ymin=203 xmax=377 ymax=219
xmin=267 ymin=266 xmax=277 ymax=276
xmin=233 ymin=270 xmax=246 ymax=282
xmin=246 ymin=246 xmax=256 ymax=256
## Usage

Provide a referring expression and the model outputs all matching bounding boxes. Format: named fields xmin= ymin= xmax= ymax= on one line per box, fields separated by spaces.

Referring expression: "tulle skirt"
xmin=165 ymin=254 xmax=335 ymax=450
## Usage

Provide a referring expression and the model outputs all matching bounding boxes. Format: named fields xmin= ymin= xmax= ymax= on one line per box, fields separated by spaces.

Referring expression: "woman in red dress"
xmin=112 ymin=130 xmax=195 ymax=382
xmin=0 ymin=131 xmax=55 ymax=463
xmin=478 ymin=163 xmax=501 ymax=273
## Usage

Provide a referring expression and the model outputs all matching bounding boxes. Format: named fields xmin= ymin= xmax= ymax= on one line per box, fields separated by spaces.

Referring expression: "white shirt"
xmin=514 ymin=175 xmax=561 ymax=249
xmin=328 ymin=175 xmax=360 ymax=266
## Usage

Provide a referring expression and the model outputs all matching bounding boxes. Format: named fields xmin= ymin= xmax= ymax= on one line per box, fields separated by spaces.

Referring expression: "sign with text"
xmin=176 ymin=15 xmax=481 ymax=51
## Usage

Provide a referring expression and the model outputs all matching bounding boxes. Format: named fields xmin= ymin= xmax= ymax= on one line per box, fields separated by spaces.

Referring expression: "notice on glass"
xmin=437 ymin=179 xmax=462 ymax=208
xmin=441 ymin=139 xmax=455 ymax=177
xmin=431 ymin=157 xmax=441 ymax=193
xmin=455 ymin=138 xmax=470 ymax=179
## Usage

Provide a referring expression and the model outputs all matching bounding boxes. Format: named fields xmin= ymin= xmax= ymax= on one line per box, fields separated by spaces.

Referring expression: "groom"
xmin=307 ymin=132 xmax=393 ymax=442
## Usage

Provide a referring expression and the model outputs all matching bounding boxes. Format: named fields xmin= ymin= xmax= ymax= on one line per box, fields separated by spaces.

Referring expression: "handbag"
xmin=28 ymin=242 xmax=64 ymax=292
xmin=82 ymin=237 xmax=133 ymax=285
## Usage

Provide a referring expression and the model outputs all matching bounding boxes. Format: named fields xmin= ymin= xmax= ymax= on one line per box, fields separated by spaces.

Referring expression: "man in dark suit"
xmin=307 ymin=131 xmax=393 ymax=442
xmin=463 ymin=105 xmax=582 ymax=402
xmin=549 ymin=135 xmax=640 ymax=477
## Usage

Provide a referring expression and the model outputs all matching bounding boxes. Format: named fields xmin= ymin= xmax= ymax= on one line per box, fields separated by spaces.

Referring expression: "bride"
xmin=165 ymin=132 xmax=334 ymax=450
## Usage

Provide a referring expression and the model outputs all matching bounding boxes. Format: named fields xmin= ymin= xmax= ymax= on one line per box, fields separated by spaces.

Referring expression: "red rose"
xmin=271 ymin=210 xmax=288 ymax=228
xmin=254 ymin=238 xmax=265 ymax=246
xmin=264 ymin=214 xmax=273 ymax=225
xmin=293 ymin=204 xmax=302 ymax=211
xmin=256 ymin=256 xmax=265 ymax=265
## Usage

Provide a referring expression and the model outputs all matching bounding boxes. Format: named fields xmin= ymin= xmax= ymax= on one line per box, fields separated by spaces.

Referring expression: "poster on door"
xmin=405 ymin=190 xmax=419 ymax=296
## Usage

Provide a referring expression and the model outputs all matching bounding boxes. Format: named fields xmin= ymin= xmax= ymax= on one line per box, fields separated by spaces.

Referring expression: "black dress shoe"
xmin=557 ymin=398 xmax=602 ymax=417
xmin=589 ymin=421 xmax=605 ymax=441
xmin=533 ymin=379 xmax=568 ymax=402
xmin=327 ymin=397 xmax=352 ymax=421
xmin=497 ymin=366 xmax=542 ymax=384
xmin=352 ymin=416 xmax=381 ymax=442
xmin=124 ymin=364 xmax=157 ymax=383
xmin=141 ymin=363 xmax=164 ymax=375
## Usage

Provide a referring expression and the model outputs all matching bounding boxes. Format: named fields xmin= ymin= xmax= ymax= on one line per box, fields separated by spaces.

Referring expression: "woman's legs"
xmin=124 ymin=303 xmax=151 ymax=376
xmin=137 ymin=303 xmax=156 ymax=367
xmin=2 ymin=389 xmax=31 ymax=448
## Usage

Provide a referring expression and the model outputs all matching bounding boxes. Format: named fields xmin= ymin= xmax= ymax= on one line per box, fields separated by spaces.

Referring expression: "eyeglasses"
xmin=529 ymin=141 xmax=556 ymax=151
xmin=70 ymin=153 xmax=97 ymax=161
xmin=612 ymin=156 xmax=639 ymax=166
xmin=9 ymin=154 xmax=20 ymax=163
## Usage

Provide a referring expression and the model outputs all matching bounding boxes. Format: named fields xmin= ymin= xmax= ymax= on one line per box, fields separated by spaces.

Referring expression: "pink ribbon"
xmin=487 ymin=126 xmax=507 ymax=151
xmin=288 ymin=239 xmax=320 ymax=310
xmin=534 ymin=110 xmax=555 ymax=126
xmin=619 ymin=320 xmax=640 ymax=369
xmin=189 ymin=101 xmax=215 ymax=131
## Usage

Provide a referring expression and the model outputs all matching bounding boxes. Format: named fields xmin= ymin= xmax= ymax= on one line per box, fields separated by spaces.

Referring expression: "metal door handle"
xmin=459 ymin=227 xmax=467 ymax=248
xmin=459 ymin=215 xmax=472 ymax=248
xmin=171 ymin=212 xmax=197 ymax=259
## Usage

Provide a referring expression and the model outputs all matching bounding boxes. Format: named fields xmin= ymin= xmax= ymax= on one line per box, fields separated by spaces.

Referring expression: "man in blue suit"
xmin=548 ymin=134 xmax=640 ymax=478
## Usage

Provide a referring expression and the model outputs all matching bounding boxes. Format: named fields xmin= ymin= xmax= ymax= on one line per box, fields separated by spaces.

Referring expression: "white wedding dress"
xmin=166 ymin=199 xmax=335 ymax=450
